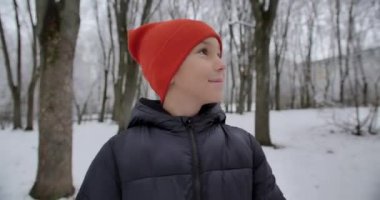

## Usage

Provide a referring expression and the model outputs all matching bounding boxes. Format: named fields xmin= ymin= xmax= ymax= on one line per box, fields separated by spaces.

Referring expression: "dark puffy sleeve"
xmin=76 ymin=137 xmax=121 ymax=200
xmin=249 ymin=135 xmax=286 ymax=200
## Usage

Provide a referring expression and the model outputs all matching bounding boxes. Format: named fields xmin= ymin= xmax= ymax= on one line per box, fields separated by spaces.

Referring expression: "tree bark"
xmin=290 ymin=58 xmax=298 ymax=109
xmin=13 ymin=0 xmax=22 ymax=129
xmin=30 ymin=0 xmax=80 ymax=198
xmin=118 ymin=0 xmax=153 ymax=132
xmin=112 ymin=0 xmax=129 ymax=123
xmin=274 ymin=49 xmax=281 ymax=110
xmin=25 ymin=0 xmax=40 ymax=131
xmin=0 ymin=2 xmax=23 ymax=129
xmin=227 ymin=24 xmax=237 ymax=112
xmin=236 ymin=18 xmax=249 ymax=114
xmin=94 ymin=0 xmax=110 ymax=123
xmin=99 ymin=1 xmax=115 ymax=122
xmin=273 ymin=1 xmax=292 ymax=111
xmin=302 ymin=2 xmax=318 ymax=108
xmin=344 ymin=0 xmax=354 ymax=106
xmin=25 ymin=74 xmax=39 ymax=131
xmin=99 ymin=68 xmax=109 ymax=122
xmin=335 ymin=0 xmax=345 ymax=104
xmin=247 ymin=38 xmax=255 ymax=112
xmin=246 ymin=73 xmax=253 ymax=112
xmin=251 ymin=0 xmax=279 ymax=146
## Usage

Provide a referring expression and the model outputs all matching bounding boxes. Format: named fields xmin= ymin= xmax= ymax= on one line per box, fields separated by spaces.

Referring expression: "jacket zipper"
xmin=185 ymin=119 xmax=202 ymax=200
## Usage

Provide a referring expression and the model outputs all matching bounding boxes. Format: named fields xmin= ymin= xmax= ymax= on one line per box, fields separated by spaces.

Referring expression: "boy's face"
xmin=171 ymin=37 xmax=225 ymax=104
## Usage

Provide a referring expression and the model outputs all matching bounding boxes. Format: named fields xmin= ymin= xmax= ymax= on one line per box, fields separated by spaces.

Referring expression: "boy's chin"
xmin=204 ymin=96 xmax=223 ymax=104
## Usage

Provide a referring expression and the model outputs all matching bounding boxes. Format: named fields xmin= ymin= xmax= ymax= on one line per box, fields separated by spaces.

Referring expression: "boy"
xmin=77 ymin=19 xmax=285 ymax=200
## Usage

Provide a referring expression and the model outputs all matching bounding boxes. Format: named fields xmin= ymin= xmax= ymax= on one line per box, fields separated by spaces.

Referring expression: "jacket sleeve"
xmin=250 ymin=135 xmax=286 ymax=200
xmin=76 ymin=137 xmax=121 ymax=200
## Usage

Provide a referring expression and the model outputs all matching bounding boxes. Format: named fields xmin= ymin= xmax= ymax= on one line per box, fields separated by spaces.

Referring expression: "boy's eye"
xmin=199 ymin=48 xmax=208 ymax=55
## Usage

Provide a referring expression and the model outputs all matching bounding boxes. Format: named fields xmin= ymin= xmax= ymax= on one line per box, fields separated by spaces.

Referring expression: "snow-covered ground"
xmin=0 ymin=108 xmax=380 ymax=200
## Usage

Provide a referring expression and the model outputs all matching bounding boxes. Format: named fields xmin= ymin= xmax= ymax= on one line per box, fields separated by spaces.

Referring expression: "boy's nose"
xmin=215 ymin=57 xmax=226 ymax=71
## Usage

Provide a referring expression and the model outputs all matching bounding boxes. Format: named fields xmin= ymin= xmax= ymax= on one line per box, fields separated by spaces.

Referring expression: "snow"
xmin=1 ymin=108 xmax=380 ymax=200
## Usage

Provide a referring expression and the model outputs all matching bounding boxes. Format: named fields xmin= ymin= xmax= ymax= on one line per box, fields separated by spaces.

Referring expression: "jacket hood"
xmin=128 ymin=98 xmax=226 ymax=133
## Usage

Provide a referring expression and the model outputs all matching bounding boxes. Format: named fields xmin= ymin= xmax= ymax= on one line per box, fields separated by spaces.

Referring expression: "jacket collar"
xmin=128 ymin=98 xmax=226 ymax=133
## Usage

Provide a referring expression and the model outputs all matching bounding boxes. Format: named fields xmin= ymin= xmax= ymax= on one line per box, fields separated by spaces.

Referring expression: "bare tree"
xmin=322 ymin=10 xmax=337 ymax=104
xmin=301 ymin=1 xmax=318 ymax=108
xmin=323 ymin=59 xmax=332 ymax=103
xmin=234 ymin=1 xmax=253 ymax=114
xmin=250 ymin=0 xmax=279 ymax=146
xmin=120 ymin=0 xmax=154 ymax=130
xmin=368 ymin=76 xmax=379 ymax=135
xmin=187 ymin=0 xmax=200 ymax=19
xmin=112 ymin=0 xmax=130 ymax=123
xmin=272 ymin=0 xmax=293 ymax=110
xmin=168 ymin=0 xmax=186 ymax=19
xmin=289 ymin=52 xmax=299 ymax=109
xmin=354 ymin=41 xmax=368 ymax=106
xmin=25 ymin=0 xmax=40 ymax=131
xmin=246 ymin=30 xmax=255 ymax=112
xmin=94 ymin=0 xmax=112 ymax=122
xmin=347 ymin=0 xmax=363 ymax=135
xmin=30 ymin=0 xmax=80 ymax=198
xmin=334 ymin=0 xmax=348 ymax=104
xmin=0 ymin=0 xmax=23 ymax=129
xmin=223 ymin=0 xmax=237 ymax=113
xmin=75 ymin=81 xmax=97 ymax=125
xmin=345 ymin=0 xmax=355 ymax=106
xmin=329 ymin=0 xmax=378 ymax=135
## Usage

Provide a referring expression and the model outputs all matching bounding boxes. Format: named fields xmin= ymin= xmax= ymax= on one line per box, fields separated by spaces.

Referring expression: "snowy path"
xmin=1 ymin=108 xmax=379 ymax=200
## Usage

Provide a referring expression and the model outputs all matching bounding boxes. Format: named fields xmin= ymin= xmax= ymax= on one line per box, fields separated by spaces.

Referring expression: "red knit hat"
xmin=127 ymin=19 xmax=222 ymax=103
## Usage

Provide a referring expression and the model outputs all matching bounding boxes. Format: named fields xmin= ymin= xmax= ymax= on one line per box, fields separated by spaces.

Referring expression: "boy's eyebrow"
xmin=201 ymin=41 xmax=211 ymax=45
xmin=200 ymin=40 xmax=220 ymax=52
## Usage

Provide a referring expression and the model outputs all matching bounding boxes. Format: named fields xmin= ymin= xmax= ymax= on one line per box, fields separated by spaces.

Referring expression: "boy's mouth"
xmin=208 ymin=78 xmax=224 ymax=83
xmin=208 ymin=79 xmax=223 ymax=83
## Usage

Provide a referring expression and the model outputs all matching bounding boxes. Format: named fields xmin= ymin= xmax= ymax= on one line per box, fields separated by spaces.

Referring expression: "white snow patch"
xmin=1 ymin=109 xmax=380 ymax=200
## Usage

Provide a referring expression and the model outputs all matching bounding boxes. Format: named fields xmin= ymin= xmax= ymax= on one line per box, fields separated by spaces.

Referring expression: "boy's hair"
xmin=127 ymin=19 xmax=222 ymax=103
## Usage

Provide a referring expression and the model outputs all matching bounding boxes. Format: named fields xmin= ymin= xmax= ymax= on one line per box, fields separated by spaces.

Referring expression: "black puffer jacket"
xmin=77 ymin=98 xmax=285 ymax=200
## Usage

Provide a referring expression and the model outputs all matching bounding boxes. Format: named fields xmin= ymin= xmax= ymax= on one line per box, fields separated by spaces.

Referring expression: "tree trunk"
xmin=112 ymin=0 xmax=128 ymax=123
xmin=222 ymin=0 xmax=241 ymax=112
xmin=247 ymin=73 xmax=253 ymax=112
xmin=303 ymin=2 xmax=318 ymax=108
xmin=344 ymin=0 xmax=354 ymax=106
xmin=335 ymin=0 xmax=346 ymax=104
xmin=12 ymin=89 xmax=22 ymax=129
xmin=0 ymin=2 xmax=23 ymax=129
xmin=237 ymin=69 xmax=247 ymax=114
xmin=251 ymin=0 xmax=279 ymax=146
xmin=323 ymin=62 xmax=331 ymax=103
xmin=272 ymin=1 xmax=291 ymax=111
xmin=119 ymin=60 xmax=139 ymax=131
xmin=117 ymin=0 xmax=153 ymax=132
xmin=236 ymin=23 xmax=248 ymax=114
xmin=274 ymin=52 xmax=281 ymax=110
xmin=227 ymin=24 xmax=236 ymax=113
xmin=290 ymin=60 xmax=297 ymax=109
xmin=112 ymin=81 xmax=123 ymax=121
xmin=356 ymin=51 xmax=368 ymax=106
xmin=247 ymin=39 xmax=255 ymax=112
xmin=30 ymin=0 xmax=80 ymax=199
xmin=99 ymin=69 xmax=109 ymax=122
xmin=13 ymin=0 xmax=22 ymax=129
xmin=99 ymin=1 xmax=115 ymax=122
xmin=25 ymin=76 xmax=39 ymax=130
xmin=93 ymin=0 xmax=109 ymax=123
xmin=25 ymin=0 xmax=40 ymax=131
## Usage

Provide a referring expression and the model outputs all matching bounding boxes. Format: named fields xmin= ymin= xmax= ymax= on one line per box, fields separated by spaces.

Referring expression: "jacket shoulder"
xmin=222 ymin=124 xmax=265 ymax=153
